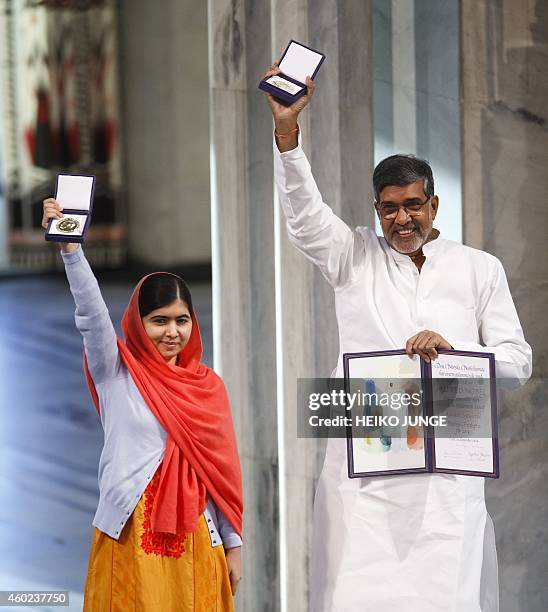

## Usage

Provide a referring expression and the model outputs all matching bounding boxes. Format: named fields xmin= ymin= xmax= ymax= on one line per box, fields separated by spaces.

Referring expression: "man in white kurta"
xmin=264 ymin=65 xmax=532 ymax=612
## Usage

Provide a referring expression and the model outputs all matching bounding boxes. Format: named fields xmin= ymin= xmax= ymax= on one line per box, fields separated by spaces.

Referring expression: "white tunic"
xmin=274 ymin=139 xmax=532 ymax=612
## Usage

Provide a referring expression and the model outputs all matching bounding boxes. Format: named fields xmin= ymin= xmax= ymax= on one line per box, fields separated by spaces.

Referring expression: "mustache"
xmin=392 ymin=222 xmax=418 ymax=231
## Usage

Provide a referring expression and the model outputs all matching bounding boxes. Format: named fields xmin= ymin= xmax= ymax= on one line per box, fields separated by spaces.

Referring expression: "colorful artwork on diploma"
xmin=358 ymin=379 xmax=424 ymax=454
xmin=347 ymin=353 xmax=428 ymax=473
xmin=361 ymin=380 xmax=392 ymax=453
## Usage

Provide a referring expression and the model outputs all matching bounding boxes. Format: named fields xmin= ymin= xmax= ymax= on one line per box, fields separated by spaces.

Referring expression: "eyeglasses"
xmin=375 ymin=197 xmax=431 ymax=220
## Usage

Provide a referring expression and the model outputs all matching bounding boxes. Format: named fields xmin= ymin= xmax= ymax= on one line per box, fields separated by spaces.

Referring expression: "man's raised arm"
xmin=262 ymin=61 xmax=362 ymax=289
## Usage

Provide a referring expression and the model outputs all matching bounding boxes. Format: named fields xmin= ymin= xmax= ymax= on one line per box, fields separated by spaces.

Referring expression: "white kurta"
xmin=274 ymin=139 xmax=532 ymax=612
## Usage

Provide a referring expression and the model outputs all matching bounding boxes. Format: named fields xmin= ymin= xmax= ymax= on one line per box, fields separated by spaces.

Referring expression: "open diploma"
xmin=343 ymin=349 xmax=499 ymax=478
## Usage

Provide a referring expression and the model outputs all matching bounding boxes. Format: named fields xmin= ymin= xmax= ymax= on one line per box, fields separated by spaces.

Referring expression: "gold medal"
xmin=270 ymin=79 xmax=297 ymax=94
xmin=56 ymin=217 xmax=80 ymax=233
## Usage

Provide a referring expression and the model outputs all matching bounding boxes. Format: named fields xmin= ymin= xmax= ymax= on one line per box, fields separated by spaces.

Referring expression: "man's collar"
xmin=389 ymin=231 xmax=442 ymax=263
xmin=422 ymin=236 xmax=442 ymax=256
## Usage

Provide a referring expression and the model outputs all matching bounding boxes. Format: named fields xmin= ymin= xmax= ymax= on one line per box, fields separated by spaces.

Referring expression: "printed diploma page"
xmin=430 ymin=352 xmax=498 ymax=476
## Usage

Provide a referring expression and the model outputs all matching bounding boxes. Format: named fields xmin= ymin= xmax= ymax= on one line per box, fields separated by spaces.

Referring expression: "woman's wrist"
xmin=224 ymin=545 xmax=242 ymax=552
xmin=60 ymin=243 xmax=79 ymax=254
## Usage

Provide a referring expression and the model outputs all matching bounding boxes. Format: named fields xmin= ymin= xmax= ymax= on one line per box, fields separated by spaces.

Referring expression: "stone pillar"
xmin=118 ymin=0 xmax=211 ymax=266
xmin=391 ymin=0 xmax=417 ymax=153
xmin=269 ymin=6 xmax=315 ymax=609
xmin=0 ymin=131 xmax=7 ymax=268
xmin=208 ymin=1 xmax=278 ymax=610
xmin=461 ymin=1 xmax=548 ymax=610
xmin=274 ymin=2 xmax=374 ymax=609
xmin=209 ymin=1 xmax=373 ymax=610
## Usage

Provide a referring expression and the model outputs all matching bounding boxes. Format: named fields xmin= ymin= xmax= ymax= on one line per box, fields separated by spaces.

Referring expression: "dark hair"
xmin=372 ymin=154 xmax=434 ymax=203
xmin=138 ymin=273 xmax=194 ymax=318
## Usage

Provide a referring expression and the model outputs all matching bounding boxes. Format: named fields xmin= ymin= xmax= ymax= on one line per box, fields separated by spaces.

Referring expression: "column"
xmin=209 ymin=1 xmax=279 ymax=610
xmin=391 ymin=0 xmax=417 ymax=153
xmin=0 ymin=124 xmax=7 ymax=268
xmin=461 ymin=2 xmax=548 ymax=610
xmin=273 ymin=2 xmax=374 ymax=609
xmin=210 ymin=1 xmax=373 ymax=610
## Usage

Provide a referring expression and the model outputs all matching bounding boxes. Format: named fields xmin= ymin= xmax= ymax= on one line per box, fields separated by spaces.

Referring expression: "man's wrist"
xmin=274 ymin=117 xmax=298 ymax=134
xmin=274 ymin=123 xmax=299 ymax=153
xmin=275 ymin=134 xmax=298 ymax=153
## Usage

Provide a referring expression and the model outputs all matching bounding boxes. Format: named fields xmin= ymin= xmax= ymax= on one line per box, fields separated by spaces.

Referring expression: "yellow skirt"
xmin=83 ymin=471 xmax=234 ymax=612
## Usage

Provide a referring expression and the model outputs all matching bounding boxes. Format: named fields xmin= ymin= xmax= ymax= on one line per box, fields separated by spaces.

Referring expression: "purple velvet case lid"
xmin=45 ymin=174 xmax=96 ymax=244
xmin=258 ymin=39 xmax=325 ymax=105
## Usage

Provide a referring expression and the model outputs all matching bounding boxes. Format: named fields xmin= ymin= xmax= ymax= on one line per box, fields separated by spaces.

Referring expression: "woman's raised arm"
xmin=42 ymin=199 xmax=120 ymax=384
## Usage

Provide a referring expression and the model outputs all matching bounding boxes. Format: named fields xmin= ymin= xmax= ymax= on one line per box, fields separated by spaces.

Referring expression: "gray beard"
xmin=389 ymin=224 xmax=429 ymax=254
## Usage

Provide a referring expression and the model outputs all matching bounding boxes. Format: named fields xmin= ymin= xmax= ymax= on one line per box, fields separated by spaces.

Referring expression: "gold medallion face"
xmin=56 ymin=217 xmax=80 ymax=233
xmin=271 ymin=78 xmax=294 ymax=93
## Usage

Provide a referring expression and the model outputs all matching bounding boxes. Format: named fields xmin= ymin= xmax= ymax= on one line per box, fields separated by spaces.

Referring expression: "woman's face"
xmin=141 ymin=299 xmax=193 ymax=365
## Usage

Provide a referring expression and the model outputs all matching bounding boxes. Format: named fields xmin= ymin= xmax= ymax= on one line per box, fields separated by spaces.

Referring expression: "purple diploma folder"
xmin=343 ymin=349 xmax=499 ymax=479
xmin=259 ymin=40 xmax=325 ymax=105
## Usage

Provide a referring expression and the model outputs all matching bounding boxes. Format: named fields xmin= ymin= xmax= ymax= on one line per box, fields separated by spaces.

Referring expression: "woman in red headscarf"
xmin=43 ymin=199 xmax=243 ymax=611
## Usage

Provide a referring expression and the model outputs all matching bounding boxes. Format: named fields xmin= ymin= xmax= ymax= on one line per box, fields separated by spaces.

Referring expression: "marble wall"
xmin=118 ymin=0 xmax=211 ymax=266
xmin=461 ymin=1 xmax=548 ymax=610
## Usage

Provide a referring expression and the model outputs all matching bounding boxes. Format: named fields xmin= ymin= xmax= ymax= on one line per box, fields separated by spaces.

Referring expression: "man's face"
xmin=376 ymin=180 xmax=438 ymax=255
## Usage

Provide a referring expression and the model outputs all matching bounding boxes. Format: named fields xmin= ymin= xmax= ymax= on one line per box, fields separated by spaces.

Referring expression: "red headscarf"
xmin=84 ymin=273 xmax=243 ymax=537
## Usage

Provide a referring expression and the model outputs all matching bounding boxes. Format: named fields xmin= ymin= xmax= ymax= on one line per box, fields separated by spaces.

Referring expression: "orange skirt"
xmin=83 ymin=472 xmax=234 ymax=611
